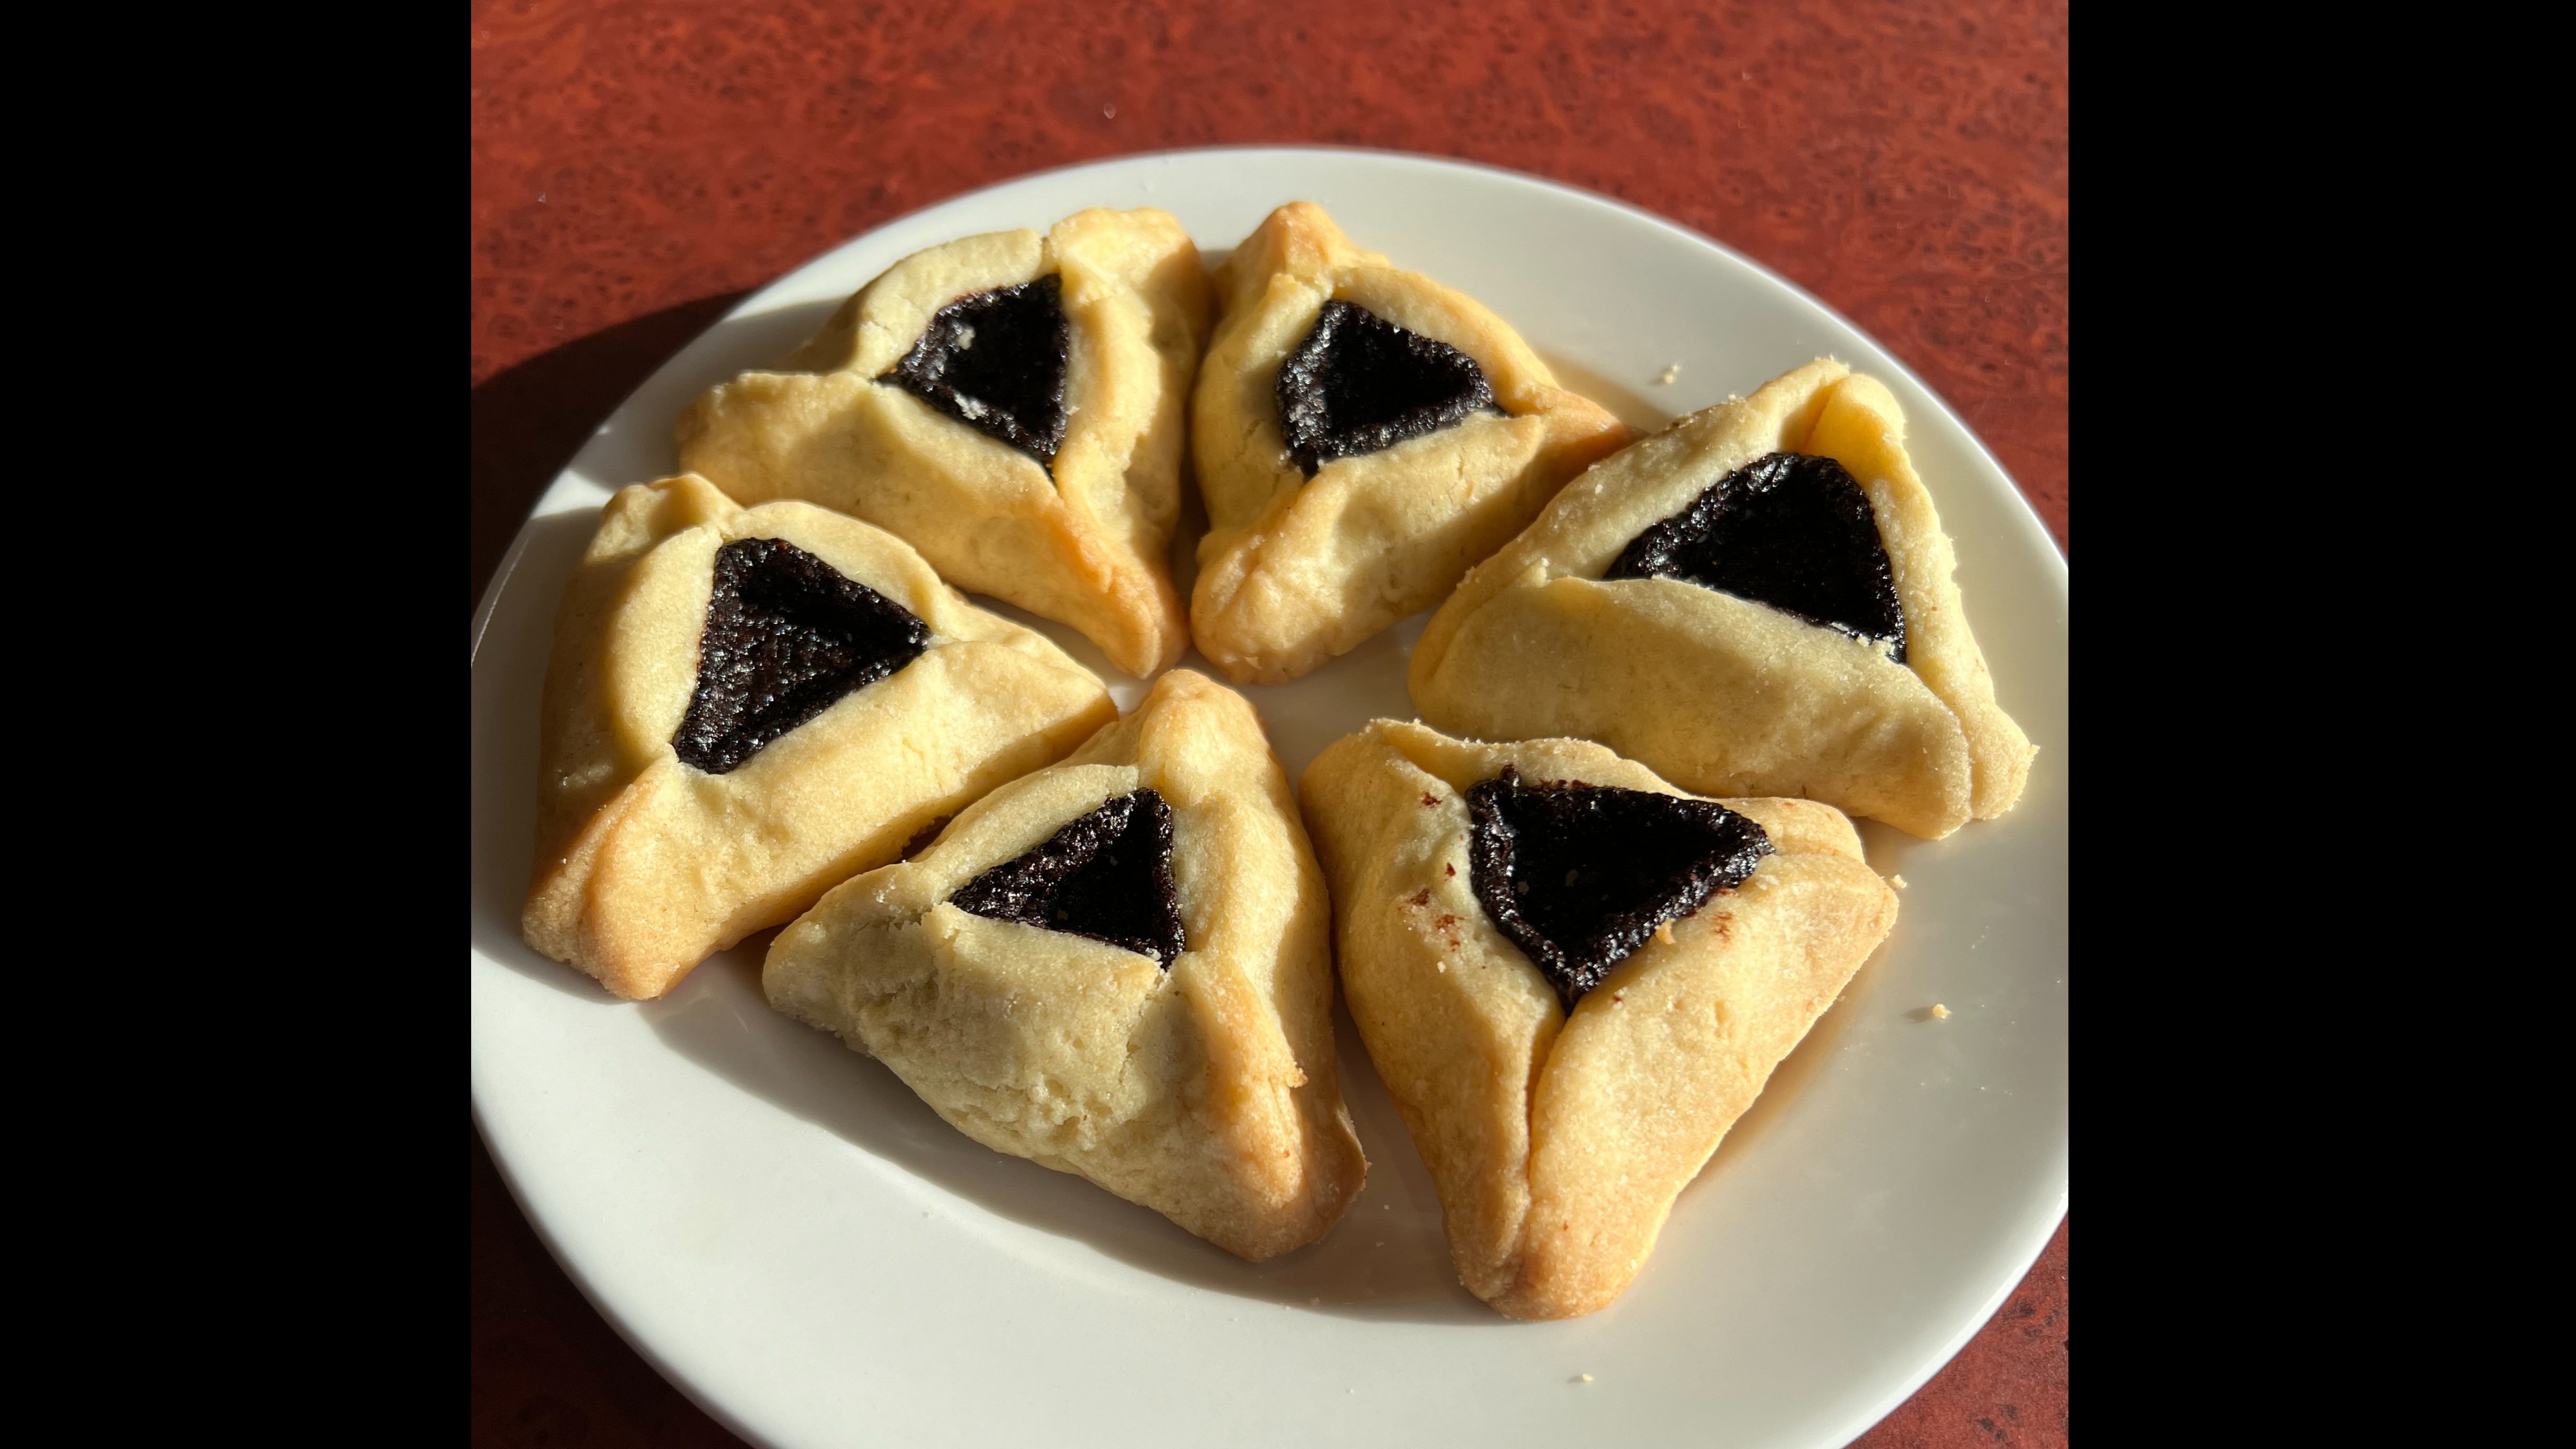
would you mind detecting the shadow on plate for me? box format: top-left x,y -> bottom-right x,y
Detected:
472,291 -> 751,613
1675,817 -> 1935,1202
644,947 -> 1502,1325
1683,900 -> 1888,1199
1534,349 -> 1674,436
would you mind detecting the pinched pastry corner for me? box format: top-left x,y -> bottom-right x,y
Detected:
1299,721 -> 1896,1320
676,208 -> 1210,678
765,669 -> 1366,1261
1408,359 -> 2034,839
1189,202 -> 1631,685
523,474 -> 1116,1001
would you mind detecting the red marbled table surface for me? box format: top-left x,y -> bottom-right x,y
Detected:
470,4 -> 2067,1445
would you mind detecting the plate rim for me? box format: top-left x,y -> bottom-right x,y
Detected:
471,144 -> 2066,1449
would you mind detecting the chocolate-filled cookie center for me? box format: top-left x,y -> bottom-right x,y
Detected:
1465,766 -> 1772,1008
1276,299 -> 1500,476
672,537 -> 932,775
1606,451 -> 1907,661
950,789 -> 1187,967
880,274 -> 1071,467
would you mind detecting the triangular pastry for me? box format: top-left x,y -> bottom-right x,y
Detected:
1408,359 -> 2035,839
1189,202 -> 1630,684
524,474 -> 1116,1000
676,208 -> 1210,677
765,670 -> 1367,1261
1299,721 -> 1897,1320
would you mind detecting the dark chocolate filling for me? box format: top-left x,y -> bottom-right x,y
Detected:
950,790 -> 1186,967
1605,451 -> 1907,662
671,537 -> 931,775
879,274 -> 1070,467
1465,766 -> 1772,1009
900,815 -> 953,861
1276,299 -> 1500,476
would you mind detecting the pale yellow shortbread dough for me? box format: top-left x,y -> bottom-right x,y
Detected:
677,209 -> 1209,677
1408,360 -> 2034,839
524,474 -> 1116,1001
1189,202 -> 1629,685
1300,721 -> 1897,1319
766,670 -> 1367,1262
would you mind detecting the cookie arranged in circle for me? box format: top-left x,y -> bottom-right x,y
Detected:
523,474 -> 1116,1001
677,208 -> 1210,678
765,670 -> 1367,1261
1189,202 -> 1630,685
1299,721 -> 1897,1320
1408,359 -> 2034,839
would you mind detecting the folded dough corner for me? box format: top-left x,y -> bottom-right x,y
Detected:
677,208 -> 1210,678
1188,201 -> 1630,685
1299,720 -> 1896,1319
522,474 -> 1115,1001
1407,359 -> 2033,839
765,669 -> 1367,1262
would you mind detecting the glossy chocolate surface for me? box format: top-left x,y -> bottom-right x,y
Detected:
672,537 -> 931,774
880,274 -> 1070,466
1466,765 -> 1772,1009
1275,299 -> 1497,476
1607,451 -> 1907,661
950,789 -> 1186,967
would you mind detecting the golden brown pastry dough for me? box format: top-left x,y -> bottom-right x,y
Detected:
1408,360 -> 2034,839
677,209 -> 1209,677
1189,202 -> 1629,685
1299,721 -> 1896,1319
765,670 -> 1366,1261
524,474 -> 1116,1001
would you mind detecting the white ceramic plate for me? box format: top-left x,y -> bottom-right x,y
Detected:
471,147 -> 2067,1449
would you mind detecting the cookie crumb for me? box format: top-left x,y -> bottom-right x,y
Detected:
1654,363 -> 1681,386
1653,920 -> 1675,945
1890,874 -> 1907,889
